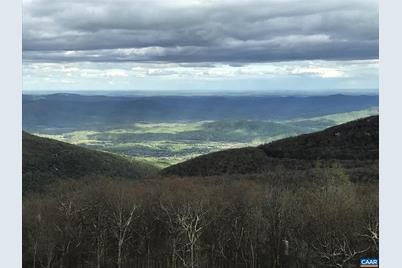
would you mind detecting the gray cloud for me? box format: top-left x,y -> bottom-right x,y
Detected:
23,0 -> 378,63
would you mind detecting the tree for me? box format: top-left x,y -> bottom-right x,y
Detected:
105,183 -> 139,268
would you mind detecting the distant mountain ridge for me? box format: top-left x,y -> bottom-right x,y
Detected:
23,131 -> 158,193
162,116 -> 379,181
23,94 -> 378,131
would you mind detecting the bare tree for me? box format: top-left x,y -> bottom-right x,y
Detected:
175,201 -> 210,268
23,201 -> 42,268
21,176 -> 378,267
54,199 -> 85,268
311,234 -> 369,268
37,208 -> 57,268
25,198 -> 58,268
106,186 -> 138,268
159,200 -> 182,268
85,195 -> 109,268
261,187 -> 289,268
359,220 -> 379,253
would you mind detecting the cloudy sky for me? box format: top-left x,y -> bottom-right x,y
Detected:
23,0 -> 378,93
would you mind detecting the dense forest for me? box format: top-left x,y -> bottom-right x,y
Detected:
23,131 -> 157,193
22,116 -> 379,268
162,116 -> 379,183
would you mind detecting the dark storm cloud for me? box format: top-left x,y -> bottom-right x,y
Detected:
23,0 -> 378,63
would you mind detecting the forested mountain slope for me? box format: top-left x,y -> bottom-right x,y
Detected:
259,115 -> 378,160
23,131 -> 158,193
162,116 -> 379,180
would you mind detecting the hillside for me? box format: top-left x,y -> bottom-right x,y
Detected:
23,131 -> 158,193
162,116 -> 379,181
259,115 -> 378,160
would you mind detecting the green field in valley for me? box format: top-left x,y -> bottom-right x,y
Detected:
36,107 -> 378,167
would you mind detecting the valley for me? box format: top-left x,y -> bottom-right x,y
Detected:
32,106 -> 378,167
22,112 -> 379,267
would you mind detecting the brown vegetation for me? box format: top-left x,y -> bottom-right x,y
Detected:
23,169 -> 378,268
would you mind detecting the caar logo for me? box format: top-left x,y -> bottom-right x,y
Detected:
360,258 -> 378,267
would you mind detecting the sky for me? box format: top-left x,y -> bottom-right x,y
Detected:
23,0 -> 378,94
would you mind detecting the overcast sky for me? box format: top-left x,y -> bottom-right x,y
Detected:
23,0 -> 378,93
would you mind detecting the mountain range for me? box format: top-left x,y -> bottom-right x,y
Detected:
23,115 -> 379,193
23,94 -> 378,132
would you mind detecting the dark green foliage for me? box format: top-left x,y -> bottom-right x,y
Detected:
161,147 -> 271,177
22,131 -> 159,193
260,115 -> 378,160
162,116 -> 379,182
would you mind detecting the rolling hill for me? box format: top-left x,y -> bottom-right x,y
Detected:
23,131 -> 158,193
23,94 -> 378,132
161,116 -> 379,181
